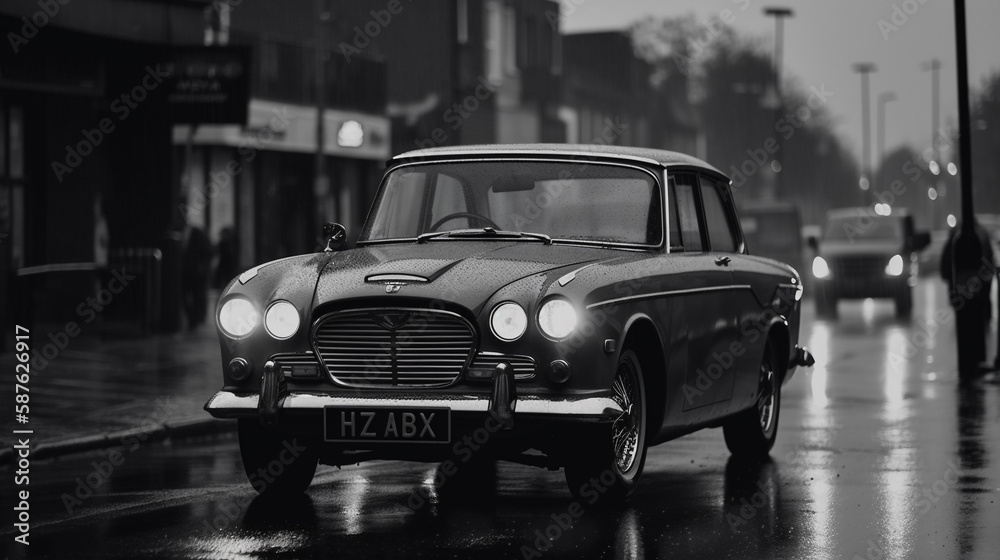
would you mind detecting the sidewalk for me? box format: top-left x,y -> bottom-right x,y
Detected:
1,322 -> 230,463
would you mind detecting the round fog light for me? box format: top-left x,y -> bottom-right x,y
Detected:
548,360 -> 571,384
229,357 -> 251,381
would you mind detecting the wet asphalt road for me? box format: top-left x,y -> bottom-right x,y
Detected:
5,279 -> 1000,560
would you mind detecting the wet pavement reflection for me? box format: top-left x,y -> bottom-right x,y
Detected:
5,280 -> 1000,559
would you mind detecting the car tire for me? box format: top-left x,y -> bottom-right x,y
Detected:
723,341 -> 780,458
565,349 -> 647,504
238,419 -> 319,496
895,289 -> 913,319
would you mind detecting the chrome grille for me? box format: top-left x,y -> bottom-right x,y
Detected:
313,308 -> 476,387
470,353 -> 536,380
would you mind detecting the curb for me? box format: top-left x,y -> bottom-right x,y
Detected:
0,417 -> 233,466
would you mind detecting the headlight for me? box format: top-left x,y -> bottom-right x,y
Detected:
490,302 -> 527,341
812,256 -> 830,279
538,298 -> 578,339
219,297 -> 259,338
885,254 -> 904,276
264,300 -> 301,340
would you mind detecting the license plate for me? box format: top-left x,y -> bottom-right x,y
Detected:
324,407 -> 451,443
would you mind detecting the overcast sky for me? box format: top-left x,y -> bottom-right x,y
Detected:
561,0 -> 1000,167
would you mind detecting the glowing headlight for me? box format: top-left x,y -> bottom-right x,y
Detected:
490,302 -> 527,341
264,300 -> 301,340
885,254 -> 904,276
812,256 -> 830,279
219,297 -> 259,338
538,299 -> 578,339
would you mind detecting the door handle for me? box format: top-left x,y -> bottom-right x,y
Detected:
715,256 -> 731,266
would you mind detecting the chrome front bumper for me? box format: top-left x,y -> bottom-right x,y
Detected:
204,390 -> 623,421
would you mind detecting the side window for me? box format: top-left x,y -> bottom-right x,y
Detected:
671,173 -> 703,252
430,174 -> 469,229
700,176 -> 738,253
667,176 -> 682,250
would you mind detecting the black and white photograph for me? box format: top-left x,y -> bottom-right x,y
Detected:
2,0 -> 1000,558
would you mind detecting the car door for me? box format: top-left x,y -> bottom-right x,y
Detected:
668,172 -> 739,415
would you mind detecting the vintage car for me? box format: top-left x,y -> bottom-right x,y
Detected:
205,144 -> 814,502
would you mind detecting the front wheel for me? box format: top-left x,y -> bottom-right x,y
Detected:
895,289 -> 913,319
565,349 -> 647,504
238,420 -> 319,497
723,342 -> 780,458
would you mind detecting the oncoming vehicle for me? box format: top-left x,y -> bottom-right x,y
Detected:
205,144 -> 814,502
809,208 -> 931,318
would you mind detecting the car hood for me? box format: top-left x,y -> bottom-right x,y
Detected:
819,240 -> 903,258
312,241 -> 621,312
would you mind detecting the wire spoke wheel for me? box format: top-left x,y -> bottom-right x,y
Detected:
757,360 -> 776,435
611,358 -> 641,475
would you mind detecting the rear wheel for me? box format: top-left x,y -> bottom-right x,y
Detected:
238,420 -> 318,497
723,341 -> 780,458
565,349 -> 647,503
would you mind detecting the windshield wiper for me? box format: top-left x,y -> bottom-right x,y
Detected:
416,227 -> 553,244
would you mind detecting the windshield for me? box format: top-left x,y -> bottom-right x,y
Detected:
361,161 -> 662,245
823,216 -> 903,241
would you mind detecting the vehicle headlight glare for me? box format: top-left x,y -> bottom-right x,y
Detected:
490,302 -> 528,341
219,297 -> 259,338
538,299 -> 578,339
885,254 -> 904,276
264,301 -> 301,340
812,256 -> 830,279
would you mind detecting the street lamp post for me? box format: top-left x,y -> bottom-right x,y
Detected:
950,0 -> 986,378
853,63 -> 877,204
763,7 -> 793,199
876,92 -> 897,168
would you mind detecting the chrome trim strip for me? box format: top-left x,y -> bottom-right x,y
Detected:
238,265 -> 262,285
365,274 -> 429,283
557,262 -> 602,287
392,148 -> 664,167
204,391 -> 622,417
586,284 -> 754,309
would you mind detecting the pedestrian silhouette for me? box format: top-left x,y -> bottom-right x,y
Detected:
182,223 -> 212,329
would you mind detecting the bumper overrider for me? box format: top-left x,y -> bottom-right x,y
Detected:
204,363 -> 623,427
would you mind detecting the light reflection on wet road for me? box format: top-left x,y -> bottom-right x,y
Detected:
5,280 -> 1000,559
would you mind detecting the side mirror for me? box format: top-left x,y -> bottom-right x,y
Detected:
912,231 -> 931,252
322,222 -> 347,252
807,235 -> 819,251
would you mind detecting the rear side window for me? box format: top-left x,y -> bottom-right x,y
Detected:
670,173 -> 703,252
700,176 -> 738,253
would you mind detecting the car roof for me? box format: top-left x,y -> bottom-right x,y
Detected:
392,143 -> 724,175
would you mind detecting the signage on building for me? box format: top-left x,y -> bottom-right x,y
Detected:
173,100 -> 391,161
161,46 -> 250,124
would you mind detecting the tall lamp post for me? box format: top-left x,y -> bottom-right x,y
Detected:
763,7 -> 793,199
876,92 -> 897,169
950,0 -> 985,378
853,63 -> 877,204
